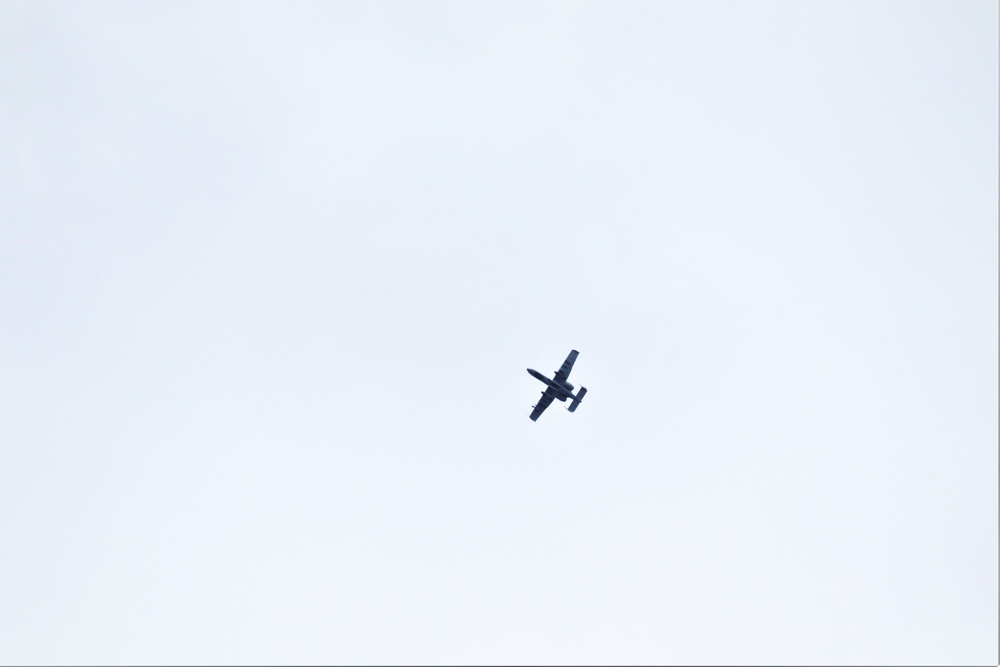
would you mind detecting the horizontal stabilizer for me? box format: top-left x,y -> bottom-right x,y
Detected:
568,387 -> 587,412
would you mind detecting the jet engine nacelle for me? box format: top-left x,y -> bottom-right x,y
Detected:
563,382 -> 574,391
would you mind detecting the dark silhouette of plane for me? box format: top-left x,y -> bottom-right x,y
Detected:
527,349 -> 587,421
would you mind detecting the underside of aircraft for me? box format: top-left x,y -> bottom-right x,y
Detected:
527,349 -> 587,421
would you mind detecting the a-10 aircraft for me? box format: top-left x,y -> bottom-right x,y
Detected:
527,349 -> 588,421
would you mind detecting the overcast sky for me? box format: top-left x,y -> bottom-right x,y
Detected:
1,2 -> 997,665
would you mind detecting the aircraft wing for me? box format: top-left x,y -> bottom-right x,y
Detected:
553,349 -> 579,383
529,390 -> 556,421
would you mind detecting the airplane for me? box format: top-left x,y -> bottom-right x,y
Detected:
527,349 -> 588,421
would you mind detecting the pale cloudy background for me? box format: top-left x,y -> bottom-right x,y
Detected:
1,2 -> 996,665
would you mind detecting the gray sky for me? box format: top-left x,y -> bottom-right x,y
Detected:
1,2 -> 997,665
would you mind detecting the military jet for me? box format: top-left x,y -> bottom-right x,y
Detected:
527,349 -> 588,421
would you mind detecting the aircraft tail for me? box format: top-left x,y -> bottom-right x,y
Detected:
568,387 -> 587,412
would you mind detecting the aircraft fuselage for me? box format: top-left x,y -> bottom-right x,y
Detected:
527,368 -> 577,401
